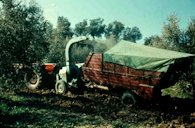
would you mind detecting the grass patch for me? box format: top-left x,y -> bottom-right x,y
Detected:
162,81 -> 194,99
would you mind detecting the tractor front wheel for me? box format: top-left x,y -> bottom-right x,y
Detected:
55,80 -> 66,94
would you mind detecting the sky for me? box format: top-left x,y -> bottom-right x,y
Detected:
33,0 -> 195,42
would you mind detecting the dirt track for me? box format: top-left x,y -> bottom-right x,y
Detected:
0,88 -> 195,128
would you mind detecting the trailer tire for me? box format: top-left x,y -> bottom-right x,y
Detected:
24,70 -> 41,90
55,80 -> 66,94
121,90 -> 136,107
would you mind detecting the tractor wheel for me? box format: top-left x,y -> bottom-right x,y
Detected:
121,90 -> 136,107
24,70 -> 42,90
55,80 -> 66,94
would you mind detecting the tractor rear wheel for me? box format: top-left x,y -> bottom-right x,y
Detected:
24,70 -> 41,90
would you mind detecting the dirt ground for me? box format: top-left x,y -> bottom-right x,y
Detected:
0,88 -> 195,128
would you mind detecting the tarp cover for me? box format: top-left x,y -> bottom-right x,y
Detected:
103,40 -> 195,72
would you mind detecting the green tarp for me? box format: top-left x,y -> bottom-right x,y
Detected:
103,40 -> 195,72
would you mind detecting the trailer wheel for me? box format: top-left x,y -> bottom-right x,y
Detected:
121,90 -> 136,107
55,80 -> 66,94
24,70 -> 41,90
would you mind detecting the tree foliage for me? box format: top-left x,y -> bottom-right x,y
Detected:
144,14 -> 195,53
145,15 -> 184,50
0,0 -> 144,81
0,0 -> 50,77
123,26 -> 142,42
144,35 -> 166,48
56,16 -> 73,39
74,18 -> 106,39
105,21 -> 125,40
186,19 -> 195,53
45,16 -> 75,66
88,18 -> 105,39
74,19 -> 88,36
45,38 -> 67,67
162,14 -> 181,50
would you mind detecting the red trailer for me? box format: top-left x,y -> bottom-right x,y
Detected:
82,53 -> 163,100
82,40 -> 194,102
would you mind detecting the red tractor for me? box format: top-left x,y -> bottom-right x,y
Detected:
24,63 -> 59,89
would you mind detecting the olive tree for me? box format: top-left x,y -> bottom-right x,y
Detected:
0,0 -> 50,80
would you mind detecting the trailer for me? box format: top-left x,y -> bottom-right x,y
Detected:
54,36 -> 195,105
